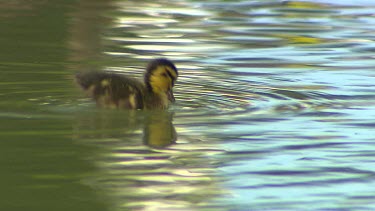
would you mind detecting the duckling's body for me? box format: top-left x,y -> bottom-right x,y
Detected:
76,58 -> 178,109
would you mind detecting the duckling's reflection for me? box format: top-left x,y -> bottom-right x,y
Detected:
74,109 -> 177,148
143,111 -> 177,148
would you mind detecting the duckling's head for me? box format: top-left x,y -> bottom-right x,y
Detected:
144,58 -> 178,102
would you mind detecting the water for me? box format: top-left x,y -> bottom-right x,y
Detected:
0,0 -> 374,210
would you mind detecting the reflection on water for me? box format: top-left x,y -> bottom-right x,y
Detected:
143,112 -> 177,148
74,110 -> 177,148
0,0 -> 375,210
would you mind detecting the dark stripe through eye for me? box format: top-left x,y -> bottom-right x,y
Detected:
166,70 -> 174,80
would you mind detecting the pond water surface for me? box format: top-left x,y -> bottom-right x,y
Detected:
0,0 -> 374,210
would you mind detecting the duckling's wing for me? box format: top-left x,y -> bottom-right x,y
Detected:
76,72 -> 144,109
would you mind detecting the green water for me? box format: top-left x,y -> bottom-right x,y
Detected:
1,0 -> 374,210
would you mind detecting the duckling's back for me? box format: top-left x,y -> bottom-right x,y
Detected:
76,72 -> 145,109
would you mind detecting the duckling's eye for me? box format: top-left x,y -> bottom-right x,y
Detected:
161,73 -> 167,77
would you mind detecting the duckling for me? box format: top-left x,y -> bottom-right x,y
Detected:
76,58 -> 178,109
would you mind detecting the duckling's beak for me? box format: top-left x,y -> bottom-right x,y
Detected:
167,90 -> 175,102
